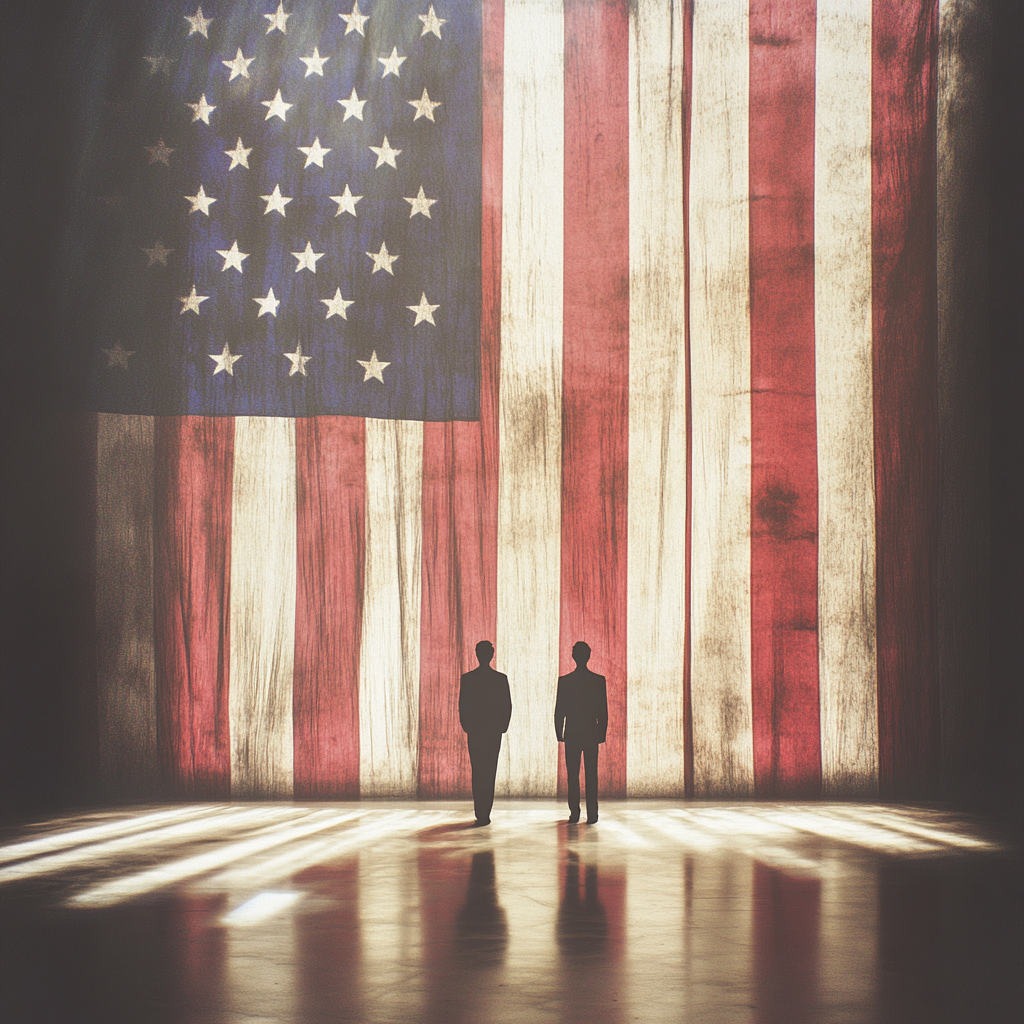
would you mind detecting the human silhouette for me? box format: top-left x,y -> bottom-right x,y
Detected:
554,641 -> 608,823
459,641 -> 512,825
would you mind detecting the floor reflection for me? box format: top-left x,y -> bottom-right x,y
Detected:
0,802 -> 1018,1024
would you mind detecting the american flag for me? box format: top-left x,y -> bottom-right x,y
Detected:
82,0 -> 965,802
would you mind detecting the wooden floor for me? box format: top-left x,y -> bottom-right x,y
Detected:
0,801 -> 1020,1023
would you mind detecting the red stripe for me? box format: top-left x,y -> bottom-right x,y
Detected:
748,0 -> 821,797
682,0 -> 695,798
154,416 -> 232,798
559,0 -> 630,799
293,417 -> 365,798
872,0 -> 940,798
417,0 -> 502,797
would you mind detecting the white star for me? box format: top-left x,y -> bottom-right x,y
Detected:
298,137 -> 331,168
222,48 -> 255,81
179,284 -> 209,315
262,89 -> 294,121
185,8 -> 212,37
300,47 -> 329,76
321,288 -> 354,319
260,184 -> 292,216
184,185 -> 217,215
253,287 -> 281,317
264,2 -> 291,34
143,54 -> 174,75
419,6 -> 446,39
337,87 -> 367,121
102,343 -> 134,369
284,342 -> 312,377
369,135 -> 401,169
408,87 -> 442,121
216,240 -> 249,273
365,241 -> 399,275
292,241 -> 325,273
358,351 -> 390,383
144,138 -> 175,165
329,184 -> 362,217
209,342 -> 242,376
186,93 -> 216,124
407,292 -> 439,325
378,47 -> 406,78
225,137 -> 252,170
141,241 -> 173,266
339,2 -> 369,36
404,185 -> 437,219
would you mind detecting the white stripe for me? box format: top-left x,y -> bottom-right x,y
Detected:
626,0 -> 687,797
360,418 -> 423,796
496,0 -> 563,797
687,0 -> 754,796
96,413 -> 157,800
814,0 -> 878,796
229,416 -> 296,798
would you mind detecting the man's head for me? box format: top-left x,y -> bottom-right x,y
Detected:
572,641 -> 591,667
475,640 -> 495,666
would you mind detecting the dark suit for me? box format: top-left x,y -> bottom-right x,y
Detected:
459,666 -> 512,822
554,668 -> 608,821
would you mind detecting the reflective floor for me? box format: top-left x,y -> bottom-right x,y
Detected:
1,802 -> 1020,1023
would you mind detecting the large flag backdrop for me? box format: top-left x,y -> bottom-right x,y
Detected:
77,0 -> 987,802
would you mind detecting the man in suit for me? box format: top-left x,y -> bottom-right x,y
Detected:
459,640 -> 512,826
554,641 -> 608,824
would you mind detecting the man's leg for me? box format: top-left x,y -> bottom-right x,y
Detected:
479,733 -> 501,822
565,742 -> 583,822
583,743 -> 599,822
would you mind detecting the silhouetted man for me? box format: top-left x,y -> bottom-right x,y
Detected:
459,641 -> 512,826
554,641 -> 608,824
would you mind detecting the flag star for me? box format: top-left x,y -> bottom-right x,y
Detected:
322,287 -> 354,319
300,47 -> 329,76
143,54 -> 174,75
418,6 -> 446,39
186,93 -> 216,124
102,343 -> 135,369
253,287 -> 281,317
292,241 -> 325,273
298,137 -> 331,168
358,351 -> 390,383
264,2 -> 291,34
141,241 -> 173,266
339,2 -> 369,36
407,292 -> 439,325
222,48 -> 255,80
225,137 -> 252,170
262,89 -> 293,121
408,88 -> 442,121
260,184 -> 292,216
337,87 -> 367,121
377,47 -> 406,78
365,241 -> 399,275
285,342 -> 312,376
369,135 -> 401,169
209,342 -> 242,376
404,185 -> 438,219
329,184 -> 362,217
144,138 -> 175,165
179,285 -> 209,315
184,185 -> 217,215
216,240 -> 249,273
185,7 -> 212,37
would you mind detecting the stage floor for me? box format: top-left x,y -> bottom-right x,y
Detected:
1,801 -> 1020,1023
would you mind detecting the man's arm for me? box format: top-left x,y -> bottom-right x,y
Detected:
499,673 -> 512,733
554,678 -> 566,741
458,673 -> 471,734
596,675 -> 608,744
